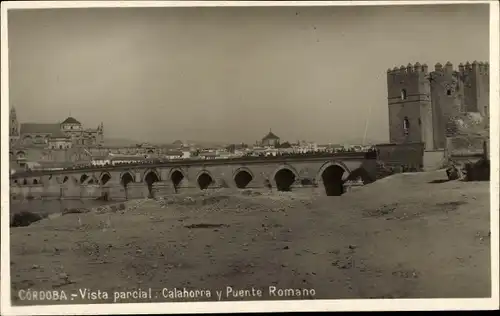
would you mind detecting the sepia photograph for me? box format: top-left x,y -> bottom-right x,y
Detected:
1,0 -> 498,314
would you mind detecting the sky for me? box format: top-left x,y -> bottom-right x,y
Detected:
7,4 -> 490,145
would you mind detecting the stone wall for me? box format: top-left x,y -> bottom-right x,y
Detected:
375,142 -> 425,172
423,150 -> 446,171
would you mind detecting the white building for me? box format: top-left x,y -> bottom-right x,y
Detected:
164,151 -> 184,160
108,153 -> 147,165
91,155 -> 111,166
199,151 -> 218,160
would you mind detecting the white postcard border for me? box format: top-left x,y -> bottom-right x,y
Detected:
1,1 -> 498,315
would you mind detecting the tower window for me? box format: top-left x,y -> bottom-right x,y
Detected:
418,118 -> 421,126
403,116 -> 410,136
446,89 -> 452,96
401,89 -> 407,100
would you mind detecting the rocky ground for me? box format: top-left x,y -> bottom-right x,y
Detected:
8,170 -> 491,305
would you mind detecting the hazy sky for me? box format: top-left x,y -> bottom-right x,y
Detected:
8,4 -> 489,144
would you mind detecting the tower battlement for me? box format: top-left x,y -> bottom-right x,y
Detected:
387,62 -> 429,75
430,61 -> 489,75
387,61 -> 490,76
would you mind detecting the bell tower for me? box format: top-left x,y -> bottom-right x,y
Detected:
9,106 -> 20,145
98,122 -> 105,144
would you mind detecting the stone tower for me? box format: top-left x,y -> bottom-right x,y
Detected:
387,60 -> 489,151
9,106 -> 20,145
98,122 -> 104,144
386,63 -> 434,150
428,61 -> 489,149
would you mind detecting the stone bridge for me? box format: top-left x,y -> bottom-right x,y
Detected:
10,153 -> 377,200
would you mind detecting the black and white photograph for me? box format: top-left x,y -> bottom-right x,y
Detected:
1,1 -> 498,314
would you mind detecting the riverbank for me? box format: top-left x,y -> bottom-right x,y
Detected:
9,170 -> 491,305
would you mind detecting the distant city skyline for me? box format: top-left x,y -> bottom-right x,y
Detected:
8,4 -> 489,144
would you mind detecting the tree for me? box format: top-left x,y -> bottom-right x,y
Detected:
226,144 -> 236,153
192,149 -> 201,157
278,141 -> 291,149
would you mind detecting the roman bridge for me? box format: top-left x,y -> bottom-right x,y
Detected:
10,153 -> 378,200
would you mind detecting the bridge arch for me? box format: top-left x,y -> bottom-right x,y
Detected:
87,176 -> 98,185
60,175 -> 77,185
142,168 -> 161,183
196,170 -> 215,190
233,167 -> 254,189
143,169 -> 161,197
99,172 -> 112,185
345,167 -> 375,185
271,164 -> 300,192
168,168 -> 186,191
61,176 -> 71,184
120,171 -> 135,187
316,161 -> 351,196
79,174 -> 89,184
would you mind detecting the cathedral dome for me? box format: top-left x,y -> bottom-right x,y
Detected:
61,117 -> 81,124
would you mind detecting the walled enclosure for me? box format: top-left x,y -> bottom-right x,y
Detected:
10,156 -> 377,200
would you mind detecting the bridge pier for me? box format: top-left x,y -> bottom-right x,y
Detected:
152,181 -> 176,196
43,183 -> 61,199
107,185 -> 127,201
123,183 -> 149,200
175,179 -> 190,192
79,184 -> 102,199
61,182 -> 80,199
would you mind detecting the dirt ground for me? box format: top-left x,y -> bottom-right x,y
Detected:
9,170 -> 492,305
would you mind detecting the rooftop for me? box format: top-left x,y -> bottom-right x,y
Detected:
165,151 -> 183,156
61,117 -> 81,125
262,130 -> 280,140
20,123 -> 67,138
109,156 -> 147,161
